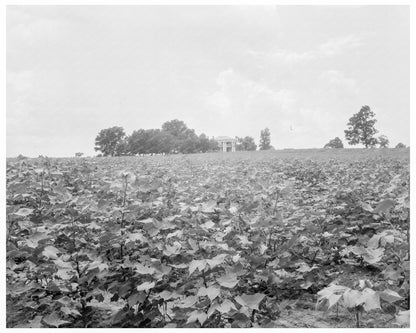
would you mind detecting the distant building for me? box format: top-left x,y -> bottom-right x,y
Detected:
215,136 -> 236,152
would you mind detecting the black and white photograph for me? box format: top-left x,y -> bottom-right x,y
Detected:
3,1 -> 413,329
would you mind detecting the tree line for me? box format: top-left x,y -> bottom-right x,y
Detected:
94,106 -> 407,156
94,120 -> 217,156
324,105 -> 406,149
94,120 -> 273,156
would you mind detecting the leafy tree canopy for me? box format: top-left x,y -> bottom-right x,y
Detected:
324,137 -> 344,149
259,128 -> 271,150
378,135 -> 389,148
104,121 -> 224,156
344,106 -> 378,148
94,126 -> 126,156
236,136 -> 257,151
395,142 -> 406,149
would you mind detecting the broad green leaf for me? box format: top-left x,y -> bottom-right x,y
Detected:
163,242 -> 181,256
151,262 -> 172,279
42,312 -> 71,327
274,269 -> 295,279
127,292 -> 146,306
135,263 -> 156,275
14,208 -> 34,217
21,316 -> 43,328
189,259 -> 207,275
362,247 -> 384,264
259,243 -> 268,255
186,310 -> 207,325
200,220 -> 215,229
367,234 -> 381,248
200,200 -> 217,213
197,285 -> 221,301
87,260 -> 109,272
395,310 -> 410,327
166,230 -> 183,239
175,295 -> 198,308
42,246 -> 61,260
25,232 -> 50,248
236,234 -> 252,246
216,299 -> 237,314
206,253 -> 228,268
326,293 -> 343,310
137,217 -> 155,224
342,289 -> 361,308
87,291 -> 127,315
235,293 -> 266,310
169,263 -> 188,269
216,272 -> 238,288
380,234 -> 394,246
358,288 -> 381,311
361,202 -> 373,212
296,262 -> 318,273
61,306 -> 81,317
128,232 -> 148,243
317,284 -> 349,300
136,281 -> 155,291
56,268 -> 73,279
373,199 -> 395,214
300,280 -> 313,290
380,289 -> 403,303
229,204 -> 238,214
158,290 -> 181,300
382,266 -> 402,281
229,262 -> 247,276
7,281 -> 40,296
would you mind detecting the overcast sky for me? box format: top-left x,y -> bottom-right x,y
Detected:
6,5 -> 410,157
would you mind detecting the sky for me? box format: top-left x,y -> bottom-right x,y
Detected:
6,5 -> 410,157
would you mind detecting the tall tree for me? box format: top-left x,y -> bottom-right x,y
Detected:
395,142 -> 406,149
115,138 -> 129,156
127,129 -> 173,155
127,129 -> 147,155
236,136 -> 257,151
208,137 -> 221,152
94,126 -> 126,156
161,119 -> 198,153
259,128 -> 271,150
344,106 -> 378,148
197,133 -> 211,153
377,135 -> 389,148
324,137 -> 344,148
161,119 -> 189,138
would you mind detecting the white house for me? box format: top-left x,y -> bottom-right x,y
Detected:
215,136 -> 236,152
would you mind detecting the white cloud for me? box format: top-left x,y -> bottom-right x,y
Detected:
248,49 -> 315,66
206,68 -> 297,119
318,70 -> 357,94
7,7 -> 69,47
7,70 -> 34,93
5,6 -> 409,155
248,34 -> 363,66
318,35 -> 363,57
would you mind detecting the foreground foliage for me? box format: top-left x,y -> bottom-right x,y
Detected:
6,149 -> 410,328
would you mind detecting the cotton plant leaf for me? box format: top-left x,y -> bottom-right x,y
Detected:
136,281 -> 155,291
216,272 -> 238,288
197,285 -> 221,301
42,312 -> 71,328
379,289 -> 403,303
234,293 -> 266,310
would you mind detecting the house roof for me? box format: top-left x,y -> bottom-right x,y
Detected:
215,136 -> 236,142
